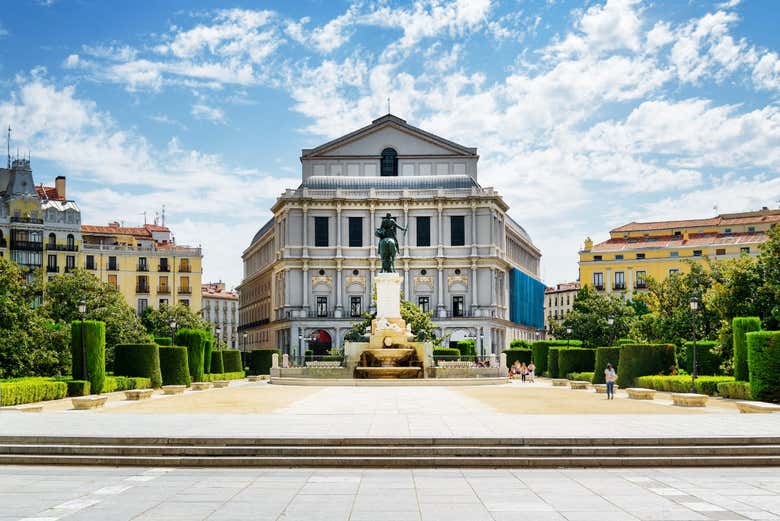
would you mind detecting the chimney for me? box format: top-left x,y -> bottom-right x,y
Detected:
55,176 -> 66,199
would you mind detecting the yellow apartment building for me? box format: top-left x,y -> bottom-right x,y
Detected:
579,208 -> 780,297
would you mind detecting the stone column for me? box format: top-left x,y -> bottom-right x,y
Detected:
336,203 -> 342,258
437,259 -> 446,318
606,268 -> 612,294
368,260 -> 376,314
335,259 -> 343,318
369,204 -> 376,257
437,201 -> 443,257
302,262 -> 309,315
471,261 -> 479,316
302,205 -> 309,258
403,202 -> 409,257
627,267 -> 633,294
490,267 -> 497,308
272,352 -> 279,368
403,259 -> 410,298
470,203 -> 477,256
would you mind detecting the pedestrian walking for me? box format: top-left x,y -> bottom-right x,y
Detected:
604,363 -> 617,400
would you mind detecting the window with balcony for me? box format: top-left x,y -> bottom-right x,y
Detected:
65,255 -> 76,272
158,276 -> 169,293
416,216 -> 431,247
66,234 -> 75,250
47,254 -> 57,273
450,216 -> 465,246
85,255 -> 95,270
452,295 -> 465,317
314,217 -> 329,247
108,256 -> 117,271
635,271 -> 647,289
615,254 -> 624,260
716,248 -> 726,255
181,299 -> 190,307
693,250 -> 702,257
137,298 -> 148,315
159,258 -> 169,272
136,275 -> 149,293
593,272 -> 604,290
137,257 -> 148,271
614,271 -> 625,290
180,259 -> 191,272
159,298 -> 168,307
47,233 -> 56,248
418,296 -> 430,313
350,296 -> 362,317
316,296 -> 328,317
179,276 -> 191,294
348,217 -> 362,247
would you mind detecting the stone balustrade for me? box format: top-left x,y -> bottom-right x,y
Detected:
304,361 -> 342,369
626,388 -> 656,400
437,361 -> 473,368
124,389 -> 154,401
71,395 -> 108,410
736,401 -> 780,414
671,393 -> 708,407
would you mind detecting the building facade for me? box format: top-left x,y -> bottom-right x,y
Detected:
1,156 -> 202,313
201,282 -> 240,349
544,281 -> 580,335
579,208 -> 780,297
239,115 -> 545,358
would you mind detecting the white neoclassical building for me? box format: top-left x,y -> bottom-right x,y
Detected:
201,282 -> 239,349
238,115 -> 545,358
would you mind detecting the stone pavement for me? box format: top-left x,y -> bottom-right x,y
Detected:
2,465 -> 780,521
1,385 -> 779,439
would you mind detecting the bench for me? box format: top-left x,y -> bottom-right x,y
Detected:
124,389 -> 154,401
212,380 -> 230,388
190,382 -> 212,391
570,381 -> 591,390
626,388 -> 656,400
551,379 -> 570,387
15,405 -> 43,412
247,375 -> 263,382
593,384 -> 620,394
162,385 -> 187,395
671,393 -> 708,407
71,395 -> 108,410
736,401 -> 780,414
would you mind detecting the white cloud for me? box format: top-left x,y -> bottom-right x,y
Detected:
191,103 -> 225,123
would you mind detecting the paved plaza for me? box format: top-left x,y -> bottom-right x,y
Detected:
2,465 -> 780,521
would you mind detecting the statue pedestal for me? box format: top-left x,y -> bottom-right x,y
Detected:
375,273 -> 402,319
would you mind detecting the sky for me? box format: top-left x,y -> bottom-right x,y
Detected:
0,0 -> 779,289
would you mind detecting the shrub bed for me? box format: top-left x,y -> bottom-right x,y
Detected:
210,350 -> 224,374
247,349 -> 280,375
682,341 -> 722,375
733,317 -> 761,382
154,337 -> 172,346
558,348 -> 595,377
203,337 -> 214,375
222,350 -> 243,373
616,343 -> 676,388
547,348 -> 561,378
455,340 -> 477,357
103,376 -> 152,393
433,348 -> 460,360
592,347 -> 621,384
176,329 -> 207,382
0,378 -> 68,406
717,381 -> 752,400
635,375 -> 735,396
532,343 -> 550,375
113,344 -> 162,388
509,339 -> 531,349
503,349 -> 532,368
567,372 -> 594,382
71,320 -> 106,394
159,345 -> 191,386
617,338 -> 638,346
65,380 -> 90,396
747,330 -> 780,403
206,371 -> 246,381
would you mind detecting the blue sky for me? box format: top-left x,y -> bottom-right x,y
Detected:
1,0 -> 779,289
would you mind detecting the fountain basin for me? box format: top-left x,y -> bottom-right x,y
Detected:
355,366 -> 423,379
363,348 -> 414,367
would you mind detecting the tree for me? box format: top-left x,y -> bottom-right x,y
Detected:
755,224 -> 780,329
41,268 -> 149,369
343,300 -> 442,344
558,287 -> 635,347
141,304 -> 210,338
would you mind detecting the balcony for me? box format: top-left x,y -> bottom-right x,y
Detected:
64,266 -> 76,273
157,287 -> 171,294
107,265 -> 118,271
179,265 -> 191,273
86,263 -> 95,270
158,265 -> 170,272
10,240 -> 43,251
594,285 -> 604,291
635,282 -> 647,289
46,265 -> 59,273
136,285 -> 150,294
46,244 -> 79,252
137,264 -> 149,272
10,216 -> 43,224
178,287 -> 192,294
613,283 -> 626,290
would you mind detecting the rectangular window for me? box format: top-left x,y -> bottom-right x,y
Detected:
66,255 -> 75,270
108,274 -> 117,288
593,272 -> 604,289
716,248 -> 726,255
159,258 -> 169,272
86,255 -> 95,270
614,271 -> 625,290
693,250 -> 702,257
416,216 -> 431,247
180,276 -> 190,293
418,296 -> 430,313
669,269 -> 680,275
313,216 -> 329,247
615,254 -> 624,260
593,255 -> 603,261
316,296 -> 328,317
741,247 -> 750,254
674,231 -> 682,237
159,276 -> 169,293
635,271 -> 647,288
159,298 -> 168,307
47,254 -> 57,272
180,259 -> 190,272
348,217 -> 362,247
636,253 -> 645,259
136,275 -> 148,293
450,216 -> 465,246
350,296 -> 362,317
137,299 -> 148,315
724,228 -> 732,234
138,257 -> 148,271
748,226 -> 755,233
452,295 -> 465,317
181,299 -> 189,307
108,256 -> 117,271
670,251 -> 679,257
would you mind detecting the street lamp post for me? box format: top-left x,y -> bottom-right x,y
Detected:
566,327 -> 572,348
242,332 -> 248,366
479,328 -> 484,360
607,316 -> 615,347
169,319 -> 177,339
215,326 -> 222,349
690,297 -> 699,393
298,332 -> 303,365
78,300 -> 87,381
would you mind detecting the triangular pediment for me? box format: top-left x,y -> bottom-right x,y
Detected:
301,115 -> 477,158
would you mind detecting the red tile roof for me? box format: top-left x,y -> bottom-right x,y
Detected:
590,232 -> 769,252
546,282 -> 580,293
81,223 -> 171,239
202,288 -> 238,300
611,210 -> 780,233
35,185 -> 64,201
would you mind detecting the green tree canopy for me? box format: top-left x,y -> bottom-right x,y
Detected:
141,303 -> 210,338
557,286 -> 635,347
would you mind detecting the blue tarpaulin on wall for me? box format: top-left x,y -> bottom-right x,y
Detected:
509,268 -> 545,330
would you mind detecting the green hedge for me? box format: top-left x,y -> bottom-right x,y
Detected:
176,329 -> 207,382
0,379 -> 68,406
682,341 -> 722,376
617,338 -> 637,346
154,336 -> 172,346
635,375 -> 735,396
567,372 -> 594,382
509,339 -> 531,349
65,380 -> 90,396
433,348 -> 461,359
203,337 -> 214,375
456,340 -> 477,357
71,320 -> 106,394
113,344 -> 162,388
532,343 -> 550,375
616,343 -> 676,388
717,381 -> 752,400
592,347 -> 621,384
558,348 -> 595,377
103,376 -> 152,393
547,348 -> 561,378
733,317 -> 761,381
222,350 -> 243,373
504,349 -> 532,368
210,350 -> 225,373
159,345 -> 191,386
247,349 -> 280,375
206,371 -> 246,381
747,331 -> 780,403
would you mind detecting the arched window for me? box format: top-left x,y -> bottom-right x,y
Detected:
48,232 -> 56,247
380,148 -> 397,177
67,234 -> 74,249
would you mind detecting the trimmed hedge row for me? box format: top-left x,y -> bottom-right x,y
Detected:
210,350 -> 225,373
222,350 -> 243,373
747,331 -> 780,403
114,344 -> 162,388
433,348 -> 460,359
558,348 -> 595,377
592,347 -> 621,384
547,348 -> 562,378
717,381 -> 752,400
504,349 -> 532,368
0,379 -> 67,406
455,340 -> 477,357
247,349 -> 280,375
617,344 -> 676,388
206,371 -> 246,381
71,320 -> 106,394
176,329 -> 207,382
532,343 -> 550,375
567,372 -> 594,382
103,376 -> 152,393
159,346 -> 191,386
635,375 -> 735,396
683,341 -> 721,376
154,337 -> 172,346
733,317 -> 761,381
509,339 -> 531,349
66,379 -> 90,397
203,337 -> 214,375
